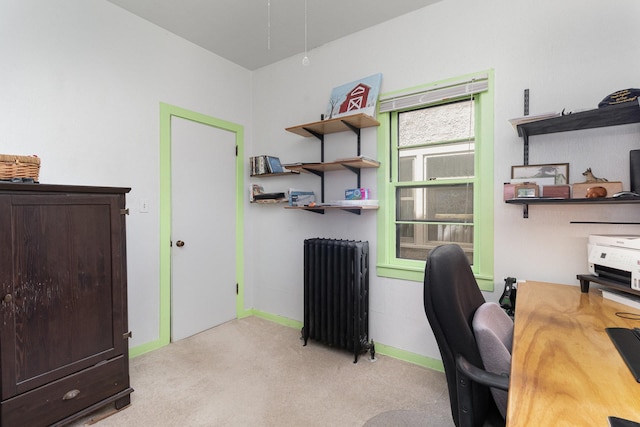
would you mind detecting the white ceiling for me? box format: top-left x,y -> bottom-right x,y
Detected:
107,0 -> 441,70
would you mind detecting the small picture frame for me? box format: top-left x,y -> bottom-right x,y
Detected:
511,163 -> 569,185
514,183 -> 539,198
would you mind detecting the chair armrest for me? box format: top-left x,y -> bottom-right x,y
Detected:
456,355 -> 510,391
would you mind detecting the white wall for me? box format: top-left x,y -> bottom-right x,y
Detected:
250,0 -> 640,360
0,0 -> 252,348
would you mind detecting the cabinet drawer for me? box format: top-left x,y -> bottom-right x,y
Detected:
1,356 -> 130,427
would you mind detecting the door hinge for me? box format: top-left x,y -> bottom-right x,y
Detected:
123,331 -> 132,339
236,283 -> 239,295
120,208 -> 130,215
235,145 -> 238,156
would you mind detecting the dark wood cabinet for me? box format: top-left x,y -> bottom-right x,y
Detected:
0,183 -> 133,426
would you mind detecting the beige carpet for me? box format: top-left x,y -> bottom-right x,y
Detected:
72,316 -> 454,426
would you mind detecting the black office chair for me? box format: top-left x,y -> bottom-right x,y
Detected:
423,244 -> 510,427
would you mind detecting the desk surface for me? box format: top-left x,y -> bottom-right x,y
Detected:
507,281 -> 640,426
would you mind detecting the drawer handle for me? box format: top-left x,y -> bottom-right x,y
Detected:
62,389 -> 80,400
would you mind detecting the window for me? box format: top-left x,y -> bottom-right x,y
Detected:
376,71 -> 494,290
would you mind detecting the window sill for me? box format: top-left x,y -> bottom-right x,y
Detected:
376,263 -> 494,292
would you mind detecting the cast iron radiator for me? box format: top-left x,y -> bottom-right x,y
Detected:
302,238 -> 374,363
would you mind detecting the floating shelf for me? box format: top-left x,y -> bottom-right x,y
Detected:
285,158 -> 380,174
517,102 -> 640,138
285,113 -> 380,138
284,205 -> 379,214
509,101 -> 640,218
251,199 -> 288,204
505,197 -> 640,206
250,171 -> 300,177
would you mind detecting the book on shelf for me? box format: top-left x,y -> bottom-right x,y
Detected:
254,192 -> 286,200
266,156 -> 284,173
249,184 -> 286,202
250,155 -> 286,175
250,156 -> 267,175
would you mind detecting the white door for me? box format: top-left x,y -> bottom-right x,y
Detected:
171,116 -> 237,341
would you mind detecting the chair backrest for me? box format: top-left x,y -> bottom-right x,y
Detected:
423,244 -> 494,427
472,302 -> 513,419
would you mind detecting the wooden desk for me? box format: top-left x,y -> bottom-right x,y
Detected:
507,281 -> 640,426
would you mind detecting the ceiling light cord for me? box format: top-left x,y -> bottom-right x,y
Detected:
302,0 -> 310,66
267,0 -> 271,50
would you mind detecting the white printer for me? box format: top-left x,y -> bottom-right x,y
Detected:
588,234 -> 640,291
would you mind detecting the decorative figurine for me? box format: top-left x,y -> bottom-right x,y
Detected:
582,168 -> 608,183
586,186 -> 607,198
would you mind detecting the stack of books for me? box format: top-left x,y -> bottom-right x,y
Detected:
250,155 -> 284,175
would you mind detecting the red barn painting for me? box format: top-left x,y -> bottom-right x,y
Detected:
339,83 -> 371,114
325,73 -> 382,119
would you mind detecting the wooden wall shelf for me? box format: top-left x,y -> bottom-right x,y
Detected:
285,158 -> 380,174
509,101 -> 640,218
517,102 -> 640,138
250,171 -> 299,177
284,113 -> 380,215
505,197 -> 640,206
285,205 -> 379,214
285,113 -> 380,138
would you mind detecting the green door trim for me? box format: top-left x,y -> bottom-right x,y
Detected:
130,103 -> 246,358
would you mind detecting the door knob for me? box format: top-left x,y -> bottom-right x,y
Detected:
3,294 -> 12,303
176,240 -> 185,247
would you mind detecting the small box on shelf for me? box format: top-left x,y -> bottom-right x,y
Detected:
542,185 -> 571,199
289,190 -> 315,206
345,188 -> 370,200
514,183 -> 539,198
571,181 -> 622,198
503,183 -> 516,200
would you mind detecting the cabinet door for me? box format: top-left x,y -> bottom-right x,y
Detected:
0,193 -> 127,399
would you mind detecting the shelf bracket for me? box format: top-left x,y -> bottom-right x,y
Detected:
521,129 -> 529,165
341,164 -> 362,188
522,88 -> 530,165
305,208 -> 325,215
341,121 -> 363,187
303,127 -> 324,142
341,208 -> 362,215
341,121 -> 362,155
303,170 -> 325,202
303,127 -> 326,162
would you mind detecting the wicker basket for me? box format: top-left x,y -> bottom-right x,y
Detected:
0,154 -> 40,181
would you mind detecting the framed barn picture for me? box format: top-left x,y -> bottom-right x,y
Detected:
325,73 -> 383,120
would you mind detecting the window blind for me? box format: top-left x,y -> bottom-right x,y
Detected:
379,74 -> 489,113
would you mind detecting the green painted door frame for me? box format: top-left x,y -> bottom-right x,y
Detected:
130,103 -> 246,357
